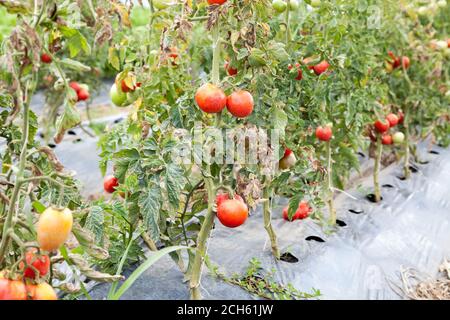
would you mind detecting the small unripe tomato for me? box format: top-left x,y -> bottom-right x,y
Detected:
27,282 -> 58,300
217,199 -> 248,228
226,90 -> 254,118
195,83 -> 227,113
110,83 -> 128,107
20,249 -> 50,279
392,132 -> 405,145
41,53 -> 52,64
104,175 -> 119,193
310,0 -> 321,7
289,0 -> 299,10
153,0 -> 175,10
272,0 -> 287,13
37,207 -> 73,252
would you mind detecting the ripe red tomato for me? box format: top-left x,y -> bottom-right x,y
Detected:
381,134 -> 393,145
389,52 -> 410,70
386,113 -> 399,127
27,283 -> 57,300
207,0 -> 227,4
195,83 -> 227,113
315,126 -> 333,142
104,175 -> 119,193
216,193 -> 244,208
226,90 -> 254,118
37,207 -> 73,252
69,81 -> 81,93
121,79 -> 134,93
224,61 -> 238,76
282,201 -> 311,221
374,119 -> 390,133
0,279 -> 27,300
279,148 -> 297,170
397,111 -> 404,124
20,249 -> 50,279
217,199 -> 248,228
288,64 -> 303,80
40,53 -> 52,64
313,60 -> 330,75
447,39 -> 450,48
77,89 -> 90,101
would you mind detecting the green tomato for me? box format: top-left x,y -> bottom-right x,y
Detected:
272,0 -> 287,13
392,132 -> 405,145
310,0 -> 321,7
152,0 -> 175,10
289,0 -> 299,10
79,84 -> 89,92
110,83 -> 127,107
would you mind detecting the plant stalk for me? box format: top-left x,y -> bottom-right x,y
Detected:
374,134 -> 383,202
403,104 -> 411,179
326,140 -> 336,225
263,187 -> 280,259
189,176 -> 215,300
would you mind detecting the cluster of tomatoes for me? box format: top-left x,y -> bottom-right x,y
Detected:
0,207 -> 73,300
110,75 -> 142,108
271,0 -> 301,13
195,83 -> 254,118
386,51 -> 410,72
287,59 -> 331,81
70,81 -> 90,102
372,112 -> 405,145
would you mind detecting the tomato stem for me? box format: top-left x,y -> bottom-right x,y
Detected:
373,134 -> 383,203
263,186 -> 280,259
403,104 -> 411,179
211,23 -> 221,86
189,173 -> 216,300
326,140 -> 336,225
285,0 -> 291,44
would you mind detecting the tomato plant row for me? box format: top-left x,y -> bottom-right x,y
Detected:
1,0 -> 449,300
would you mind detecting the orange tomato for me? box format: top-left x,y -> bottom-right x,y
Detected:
37,207 -> 73,251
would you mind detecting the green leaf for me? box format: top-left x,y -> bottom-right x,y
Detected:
32,201 -> 46,214
109,246 -> 189,300
59,26 -> 91,57
54,103 -> 81,141
138,186 -> 161,242
165,163 -> 186,210
59,58 -> 91,72
85,206 -> 105,244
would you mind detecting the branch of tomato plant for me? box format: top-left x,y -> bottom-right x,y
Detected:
0,68 -> 32,266
373,133 -> 382,202
325,140 -> 336,225
285,0 -> 291,45
180,180 -> 205,246
262,182 -> 280,259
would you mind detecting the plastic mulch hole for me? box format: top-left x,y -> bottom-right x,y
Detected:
156,244 -> 166,250
67,130 -> 77,135
409,165 -> 418,173
429,150 -> 440,155
336,220 -> 347,227
305,236 -> 325,243
114,117 -> 124,124
348,209 -> 364,214
47,143 -> 56,149
419,160 -> 430,165
280,252 -> 299,263
38,132 -> 45,139
74,138 -> 82,143
357,152 -> 365,158
396,176 -> 406,181
366,194 -> 383,203
382,184 -> 394,188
